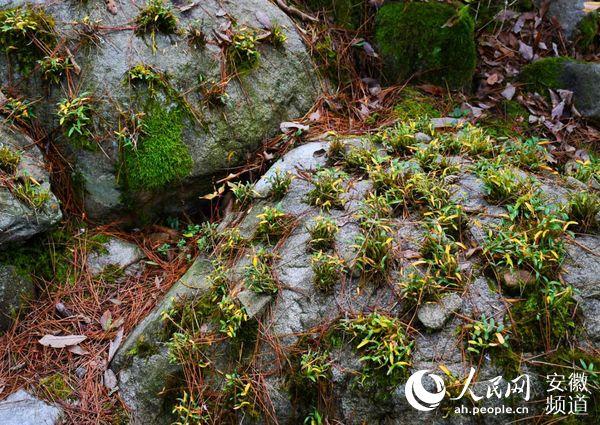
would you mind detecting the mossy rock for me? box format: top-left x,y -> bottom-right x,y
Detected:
375,2 -> 476,90
575,10 -> 599,52
120,103 -> 193,193
518,56 -> 572,95
306,0 -> 364,29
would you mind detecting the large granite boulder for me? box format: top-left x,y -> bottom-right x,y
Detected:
0,124 -> 62,246
115,130 -> 589,423
0,0 -> 320,220
537,0 -> 587,38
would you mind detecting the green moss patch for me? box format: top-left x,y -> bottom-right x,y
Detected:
393,87 -> 442,121
121,103 -> 193,192
519,56 -> 571,95
375,2 -> 476,90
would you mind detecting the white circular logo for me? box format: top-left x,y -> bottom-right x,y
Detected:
405,370 -> 446,411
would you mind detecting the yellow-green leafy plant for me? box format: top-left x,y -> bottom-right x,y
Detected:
300,349 -> 332,383
306,167 -> 347,210
223,372 -> 259,418
311,251 -> 345,292
13,178 -> 50,210
342,312 -> 413,388
228,27 -> 260,71
56,92 -> 94,147
0,146 -> 20,173
267,168 -> 294,200
228,181 -> 258,207
37,55 -> 73,83
255,204 -> 294,243
134,0 -> 179,51
217,296 -> 249,338
465,314 -> 510,355
244,249 -> 278,294
308,215 -> 338,251
567,191 -> 599,233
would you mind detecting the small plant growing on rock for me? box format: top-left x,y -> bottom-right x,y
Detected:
56,92 -> 94,147
504,137 -> 549,171
198,74 -> 229,107
267,169 -> 294,200
134,0 -> 179,51
456,124 -> 495,156
308,215 -> 338,251
244,249 -> 278,294
223,372 -> 259,418
465,314 -> 509,356
2,97 -> 34,124
13,178 -> 50,210
172,392 -> 210,424
228,181 -> 257,207
480,167 -> 527,204
327,138 -> 346,164
419,227 -> 464,289
217,295 -> 249,338
255,204 -> 294,243
267,24 -> 287,47
343,144 -> 378,172
423,203 -> 467,239
0,146 -> 21,173
353,217 -> 394,280
306,167 -> 347,210
567,191 -> 600,233
374,121 -> 417,155
126,63 -> 168,93
342,312 -> 412,388
565,155 -> 599,186
216,227 -> 246,257
300,349 -> 332,383
228,27 -> 260,72
400,271 -> 442,304
37,55 -> 73,83
194,222 -> 220,254
304,408 -> 325,425
186,22 -> 206,49
0,6 -> 56,72
311,251 -> 345,292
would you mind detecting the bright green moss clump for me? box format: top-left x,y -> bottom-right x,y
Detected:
519,57 -> 571,95
375,2 -> 476,90
121,104 -> 193,192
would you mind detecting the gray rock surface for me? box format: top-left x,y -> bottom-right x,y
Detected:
0,0 -> 320,220
0,389 -> 62,425
114,136 -> 589,423
562,61 -> 600,124
538,0 -> 586,38
0,124 -> 62,246
564,235 -> 600,343
111,257 -> 213,424
86,237 -> 144,276
417,293 -> 462,330
0,264 -> 34,331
